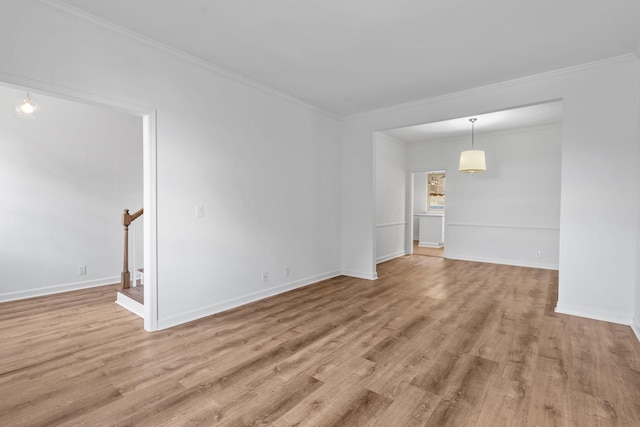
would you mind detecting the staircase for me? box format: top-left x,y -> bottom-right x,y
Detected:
115,208 -> 144,318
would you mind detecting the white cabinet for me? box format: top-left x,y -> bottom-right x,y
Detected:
418,215 -> 444,248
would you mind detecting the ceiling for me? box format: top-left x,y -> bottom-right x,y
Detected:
382,101 -> 563,143
49,0 -> 640,116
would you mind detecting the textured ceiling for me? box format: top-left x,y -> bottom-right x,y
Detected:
49,0 -> 640,116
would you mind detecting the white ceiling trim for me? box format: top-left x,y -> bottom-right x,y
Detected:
36,0 -> 338,119
343,54 -> 636,123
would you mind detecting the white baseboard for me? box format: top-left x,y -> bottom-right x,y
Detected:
116,292 -> 144,318
555,304 -> 632,326
0,276 -> 119,302
418,241 -> 444,248
342,269 -> 378,280
376,251 -> 407,264
157,270 -> 343,330
446,253 -> 559,271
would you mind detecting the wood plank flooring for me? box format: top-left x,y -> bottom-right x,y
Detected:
413,240 -> 444,257
1,256 -> 639,426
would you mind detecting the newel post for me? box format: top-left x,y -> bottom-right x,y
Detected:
121,209 -> 132,289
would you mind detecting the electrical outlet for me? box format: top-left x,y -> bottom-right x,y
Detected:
536,250 -> 541,258
195,205 -> 204,217
78,265 -> 87,275
284,266 -> 290,277
262,271 -> 269,283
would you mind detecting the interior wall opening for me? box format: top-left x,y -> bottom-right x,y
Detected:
411,169 -> 446,258
374,100 -> 563,275
0,81 -> 155,329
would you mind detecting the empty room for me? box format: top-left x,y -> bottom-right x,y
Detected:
1,1 -> 640,425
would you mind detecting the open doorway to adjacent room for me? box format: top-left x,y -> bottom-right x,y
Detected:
375,100 -> 562,271
0,82 -> 156,329
411,169 -> 446,258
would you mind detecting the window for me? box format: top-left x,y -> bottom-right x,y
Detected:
427,172 -> 445,211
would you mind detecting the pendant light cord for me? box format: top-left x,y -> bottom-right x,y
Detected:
469,118 -> 477,148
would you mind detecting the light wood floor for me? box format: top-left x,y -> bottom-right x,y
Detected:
413,240 -> 444,257
1,256 -> 639,426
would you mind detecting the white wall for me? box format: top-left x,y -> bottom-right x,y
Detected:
375,133 -> 407,264
0,86 -> 142,301
1,1 -> 342,330
3,3 -> 639,335
413,172 -> 428,214
342,55 -> 640,326
408,125 -> 562,269
412,172 -> 427,240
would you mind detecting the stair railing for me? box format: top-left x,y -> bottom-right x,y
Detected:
121,208 -> 144,290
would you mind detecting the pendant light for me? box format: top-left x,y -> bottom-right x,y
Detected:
458,118 -> 486,174
15,92 -> 40,119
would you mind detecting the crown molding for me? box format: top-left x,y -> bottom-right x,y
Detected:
342,54 -> 639,122
30,1 -> 640,121
36,0 -> 338,120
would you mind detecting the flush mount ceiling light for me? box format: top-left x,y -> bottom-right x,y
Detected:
458,118 -> 486,174
15,92 -> 40,119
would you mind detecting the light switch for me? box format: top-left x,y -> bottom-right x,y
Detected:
196,205 -> 204,217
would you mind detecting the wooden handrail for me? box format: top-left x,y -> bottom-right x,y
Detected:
121,208 -> 143,290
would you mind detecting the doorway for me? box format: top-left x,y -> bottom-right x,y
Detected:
410,169 -> 446,258
0,80 -> 158,331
